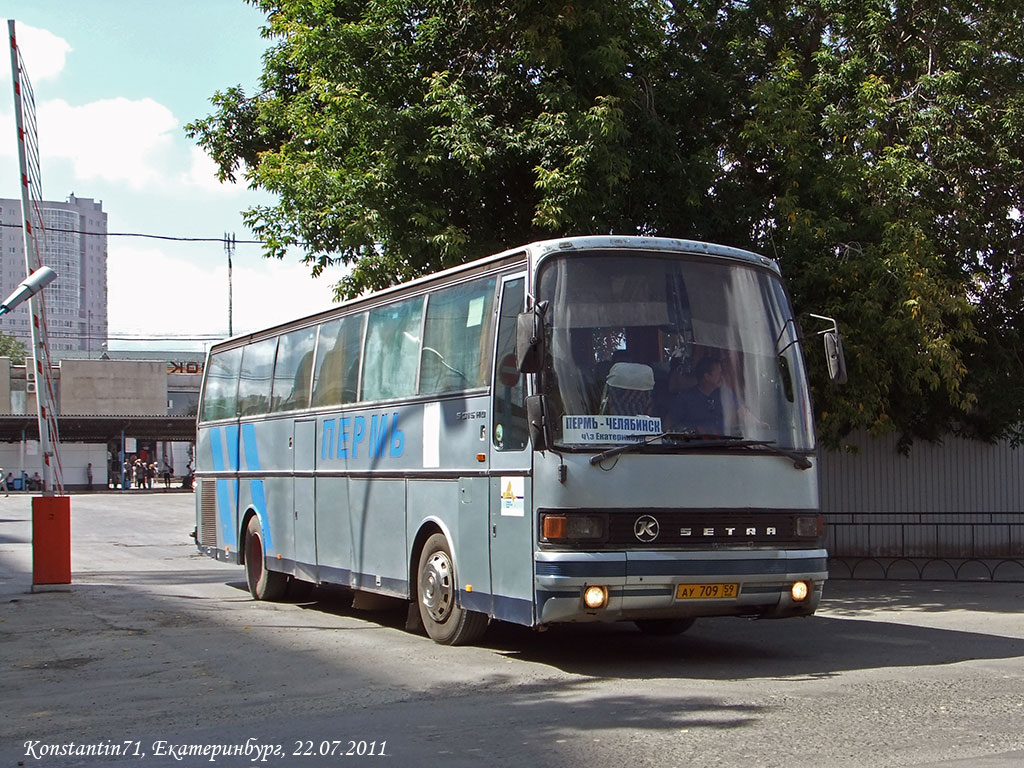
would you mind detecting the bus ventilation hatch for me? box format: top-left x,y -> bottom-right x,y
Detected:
200,481 -> 218,547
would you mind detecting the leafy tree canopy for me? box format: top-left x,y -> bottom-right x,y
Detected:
0,332 -> 27,364
188,0 -> 1024,447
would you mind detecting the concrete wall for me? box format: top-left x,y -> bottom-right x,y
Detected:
59,360 -> 168,415
0,357 -> 9,414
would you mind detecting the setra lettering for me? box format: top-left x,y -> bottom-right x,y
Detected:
678,525 -> 780,538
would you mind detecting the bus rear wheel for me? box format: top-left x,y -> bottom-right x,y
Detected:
245,516 -> 287,601
417,533 -> 487,646
634,618 -> 696,636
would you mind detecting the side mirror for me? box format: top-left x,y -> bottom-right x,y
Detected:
808,314 -> 848,386
525,394 -> 550,452
823,331 -> 847,385
516,301 -> 547,373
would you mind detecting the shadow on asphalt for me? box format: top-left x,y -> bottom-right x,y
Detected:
239,579 -> 1024,682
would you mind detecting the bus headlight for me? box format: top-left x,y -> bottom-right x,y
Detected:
791,580 -> 811,602
583,585 -> 608,609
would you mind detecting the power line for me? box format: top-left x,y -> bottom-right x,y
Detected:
0,221 -> 274,245
0,330 -> 227,341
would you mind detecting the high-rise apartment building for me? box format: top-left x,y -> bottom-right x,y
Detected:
0,194 -> 107,353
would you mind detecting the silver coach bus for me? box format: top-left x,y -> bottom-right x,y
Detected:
194,236 -> 845,645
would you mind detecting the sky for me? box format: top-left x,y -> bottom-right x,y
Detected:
0,1 -> 338,351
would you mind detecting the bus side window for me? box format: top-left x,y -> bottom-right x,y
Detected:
420,276 -> 496,395
492,277 -> 528,451
271,326 -> 317,412
361,297 -> 424,402
312,314 -> 365,408
238,337 -> 278,417
200,347 -> 242,422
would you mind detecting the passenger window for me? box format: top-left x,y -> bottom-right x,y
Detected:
271,326 -> 317,412
492,276 -> 528,451
420,277 -> 496,395
312,314 -> 365,407
361,297 -> 424,401
237,338 -> 278,417
200,347 -> 242,422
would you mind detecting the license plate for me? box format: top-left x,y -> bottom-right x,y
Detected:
676,583 -> 739,600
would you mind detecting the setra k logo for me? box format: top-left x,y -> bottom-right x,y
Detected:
634,514 -> 660,543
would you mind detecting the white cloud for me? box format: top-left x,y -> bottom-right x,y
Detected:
2,21 -> 248,200
37,97 -> 179,189
179,146 -> 247,195
9,23 -> 72,82
0,111 -> 12,158
107,243 -> 336,347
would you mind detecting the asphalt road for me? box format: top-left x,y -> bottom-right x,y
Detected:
2,492 -> 1023,768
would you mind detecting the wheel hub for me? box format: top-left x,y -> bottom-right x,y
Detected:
421,551 -> 454,623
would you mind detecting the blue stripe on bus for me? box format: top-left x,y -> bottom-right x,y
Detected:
241,423 -> 271,550
537,586 -> 674,600
460,588 -> 490,614
535,557 -> 828,578
490,593 -> 534,626
224,425 -> 240,549
535,560 -> 626,578
318,564 -> 352,585
209,427 -> 234,548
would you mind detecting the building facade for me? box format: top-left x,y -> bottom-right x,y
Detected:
0,194 -> 108,353
0,353 -> 201,490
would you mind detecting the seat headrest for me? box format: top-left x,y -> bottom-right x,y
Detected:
605,362 -> 654,391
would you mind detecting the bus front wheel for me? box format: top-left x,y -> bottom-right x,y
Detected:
416,533 -> 487,645
245,516 -> 287,601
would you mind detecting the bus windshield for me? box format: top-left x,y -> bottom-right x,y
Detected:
535,250 -> 815,452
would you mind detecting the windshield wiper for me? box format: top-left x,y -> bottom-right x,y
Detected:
589,431 -> 740,465
589,433 -> 812,470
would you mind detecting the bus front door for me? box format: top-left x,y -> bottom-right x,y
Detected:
488,274 -> 535,627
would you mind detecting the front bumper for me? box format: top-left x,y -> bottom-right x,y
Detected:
535,549 -> 827,624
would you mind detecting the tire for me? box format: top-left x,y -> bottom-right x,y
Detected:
416,533 -> 487,645
244,516 -> 288,601
634,618 -> 696,636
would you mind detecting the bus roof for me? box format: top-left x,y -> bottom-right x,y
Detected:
524,236 -> 777,271
208,235 -> 777,353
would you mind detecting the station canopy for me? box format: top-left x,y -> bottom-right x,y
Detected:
0,415 -> 196,444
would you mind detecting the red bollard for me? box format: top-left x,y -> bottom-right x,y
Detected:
32,496 -> 71,585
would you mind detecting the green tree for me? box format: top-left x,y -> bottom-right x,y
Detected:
189,0 -> 1024,446
716,0 -> 1024,446
0,332 -> 26,364
187,0 -> 701,294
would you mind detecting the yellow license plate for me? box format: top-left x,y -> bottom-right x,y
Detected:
676,583 -> 739,600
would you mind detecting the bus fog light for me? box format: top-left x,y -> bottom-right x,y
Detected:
583,586 -> 607,609
791,581 -> 810,602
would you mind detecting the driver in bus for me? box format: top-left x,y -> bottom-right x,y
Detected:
667,355 -> 765,436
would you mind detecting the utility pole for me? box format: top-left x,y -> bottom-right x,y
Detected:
224,232 -> 235,336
